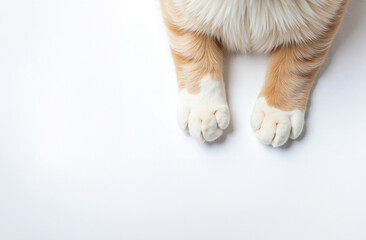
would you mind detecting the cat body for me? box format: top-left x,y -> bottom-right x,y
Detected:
161,0 -> 349,146
168,0 -> 342,53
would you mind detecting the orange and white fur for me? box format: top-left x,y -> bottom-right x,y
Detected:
161,0 -> 349,147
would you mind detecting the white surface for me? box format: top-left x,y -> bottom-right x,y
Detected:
0,1 -> 365,240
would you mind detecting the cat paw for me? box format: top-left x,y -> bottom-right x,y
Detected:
251,98 -> 305,147
177,77 -> 230,142
178,103 -> 230,142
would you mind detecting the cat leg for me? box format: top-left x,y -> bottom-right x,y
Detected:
164,25 -> 229,142
251,1 -> 348,147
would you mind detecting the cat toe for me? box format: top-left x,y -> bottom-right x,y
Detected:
289,113 -> 305,140
201,115 -> 223,142
177,106 -> 190,132
215,106 -> 230,130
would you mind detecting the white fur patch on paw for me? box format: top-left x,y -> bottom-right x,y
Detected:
177,76 -> 230,143
251,97 -> 305,147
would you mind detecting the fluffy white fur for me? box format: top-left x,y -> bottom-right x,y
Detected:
251,98 -> 305,147
172,0 -> 341,52
177,75 -> 230,142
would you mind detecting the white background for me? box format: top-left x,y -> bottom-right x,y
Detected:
0,1 -> 365,239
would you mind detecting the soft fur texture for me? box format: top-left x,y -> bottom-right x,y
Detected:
161,0 -> 349,147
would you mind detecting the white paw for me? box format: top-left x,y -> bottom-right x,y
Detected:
177,76 -> 230,142
251,98 -> 305,147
